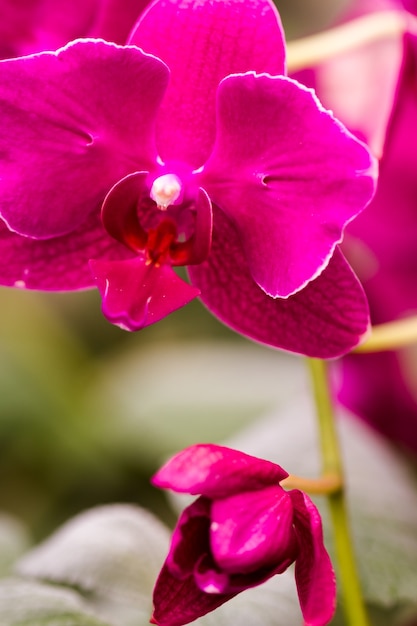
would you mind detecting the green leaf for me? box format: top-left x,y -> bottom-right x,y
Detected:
0,578 -> 111,625
15,505 -> 170,626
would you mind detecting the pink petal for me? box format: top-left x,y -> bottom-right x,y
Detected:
152,444 -> 288,498
0,214 -> 128,290
290,490 -> 336,626
152,562 -> 235,626
166,497 -> 211,579
100,171 -> 151,251
0,0 -> 100,58
194,553 -> 231,594
129,0 -> 285,167
0,39 -> 168,238
194,551 -> 288,595
338,351 -> 417,454
405,0 -> 417,12
90,0 -> 150,44
90,256 -> 199,331
200,73 -> 377,298
188,207 -> 370,358
210,486 -> 297,574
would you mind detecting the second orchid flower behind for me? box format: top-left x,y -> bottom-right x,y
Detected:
151,444 -> 336,626
0,0 -> 376,358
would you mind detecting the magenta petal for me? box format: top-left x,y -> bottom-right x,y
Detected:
195,553 -> 286,595
90,0 -> 150,44
181,187 -> 213,266
194,554 -> 231,594
338,351 -> 417,453
129,0 -> 285,166
89,256 -> 199,330
152,562 -> 235,626
166,497 -> 211,579
0,214 -> 128,290
188,207 -> 370,358
0,0 -> 100,58
200,73 -> 377,297
152,444 -> 288,498
290,490 -> 336,626
0,39 -> 168,238
101,171 -> 150,250
195,552 -> 282,595
210,486 -> 296,574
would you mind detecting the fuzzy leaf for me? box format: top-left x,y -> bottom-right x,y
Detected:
15,505 -> 170,626
0,578 -> 110,625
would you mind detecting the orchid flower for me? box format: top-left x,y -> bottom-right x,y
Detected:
151,444 -> 336,626
0,0 -> 376,357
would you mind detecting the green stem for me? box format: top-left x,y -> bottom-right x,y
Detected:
354,314 -> 417,353
307,358 -> 371,626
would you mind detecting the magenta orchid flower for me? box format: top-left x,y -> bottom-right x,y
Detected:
0,0 -> 376,357
151,444 -> 336,626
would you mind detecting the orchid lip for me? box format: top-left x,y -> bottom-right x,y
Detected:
100,170 -> 213,268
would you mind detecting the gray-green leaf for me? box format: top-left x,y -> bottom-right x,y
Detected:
15,505 -> 170,626
0,578 -> 111,625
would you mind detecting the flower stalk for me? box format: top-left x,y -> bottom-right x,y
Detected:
307,358 -> 371,626
286,11 -> 417,72
281,472 -> 342,495
354,315 -> 417,352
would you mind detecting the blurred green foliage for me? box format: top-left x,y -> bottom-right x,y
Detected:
0,286 -> 277,539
